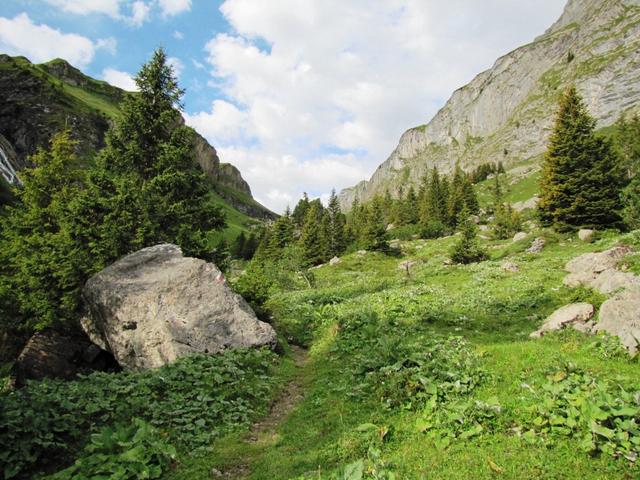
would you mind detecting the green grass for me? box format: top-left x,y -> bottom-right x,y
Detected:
171,228 -> 640,479
207,190 -> 262,244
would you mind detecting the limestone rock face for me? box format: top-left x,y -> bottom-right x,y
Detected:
339,0 -> 640,209
595,287 -> 640,356
530,303 -> 594,338
81,244 -> 277,370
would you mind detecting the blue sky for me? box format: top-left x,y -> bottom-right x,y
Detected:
0,1 -> 567,212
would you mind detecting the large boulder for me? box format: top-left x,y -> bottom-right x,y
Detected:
578,229 -> 595,243
530,303 -> 594,338
15,330 -> 115,385
81,244 -> 277,370
595,287 -> 640,356
526,237 -> 546,254
563,246 -> 635,293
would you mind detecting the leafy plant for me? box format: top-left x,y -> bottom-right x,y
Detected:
49,418 -> 176,480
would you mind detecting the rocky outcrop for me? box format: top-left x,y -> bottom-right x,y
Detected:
527,238 -> 546,254
14,330 -> 116,385
81,244 -> 277,370
563,245 -> 634,292
595,287 -> 640,356
339,0 -> 640,209
530,303 -> 595,338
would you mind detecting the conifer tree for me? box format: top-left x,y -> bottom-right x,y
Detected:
461,174 -> 479,214
0,131 -> 87,330
363,196 -> 388,252
450,209 -> 488,264
299,201 -> 327,267
268,211 -> 295,257
401,186 -> 419,225
447,165 -> 466,226
241,232 -> 259,260
233,231 -> 246,258
292,192 -> 311,227
538,87 -> 624,230
327,189 -> 346,257
617,115 -> 640,228
69,48 -> 224,266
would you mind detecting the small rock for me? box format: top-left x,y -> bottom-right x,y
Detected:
411,234 -> 420,240
329,256 -> 341,266
513,232 -> 527,242
357,250 -> 367,256
529,303 -> 594,338
210,468 -> 223,478
578,229 -> 595,242
479,224 -> 490,232
502,261 -> 519,273
513,196 -> 539,212
389,239 -> 401,249
443,258 -> 453,266
526,237 -> 545,254
386,223 -> 395,231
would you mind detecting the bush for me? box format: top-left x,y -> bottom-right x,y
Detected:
450,216 -> 487,264
421,219 -> 447,239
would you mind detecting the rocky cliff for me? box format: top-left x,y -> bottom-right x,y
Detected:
0,54 -> 275,219
339,0 -> 640,209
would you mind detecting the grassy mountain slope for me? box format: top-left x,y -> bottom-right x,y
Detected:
170,227 -> 639,479
0,53 -> 275,233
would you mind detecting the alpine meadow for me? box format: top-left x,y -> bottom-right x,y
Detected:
2,1 -> 640,479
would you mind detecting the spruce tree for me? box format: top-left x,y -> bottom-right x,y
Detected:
327,189 -> 346,257
538,87 -> 624,230
363,197 -> 388,252
299,201 -> 326,267
401,186 -> 419,225
618,115 -> 640,228
233,231 -> 246,259
268,211 -> 295,257
461,174 -> 479,214
450,209 -> 488,264
69,48 -> 224,266
447,165 -> 465,226
292,192 -> 311,227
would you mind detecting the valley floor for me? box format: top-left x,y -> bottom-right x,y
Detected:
169,229 -> 640,479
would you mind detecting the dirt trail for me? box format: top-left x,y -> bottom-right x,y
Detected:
221,345 -> 309,479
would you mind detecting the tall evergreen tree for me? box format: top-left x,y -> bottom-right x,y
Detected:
327,189 -> 346,257
618,115 -> 640,228
447,165 -> 466,226
69,48 -> 224,267
538,87 -> 625,230
363,196 -> 388,252
292,192 -> 311,227
299,201 -> 327,267
268,211 -> 295,257
401,186 -> 419,225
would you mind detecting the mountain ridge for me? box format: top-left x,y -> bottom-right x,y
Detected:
0,54 -> 276,220
339,0 -> 640,210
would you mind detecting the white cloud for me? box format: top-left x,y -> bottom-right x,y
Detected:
0,13 -> 97,67
102,68 -> 138,91
189,0 -> 566,212
192,59 -> 205,70
43,0 -> 121,17
158,0 -> 192,17
167,56 -> 184,78
96,37 -> 117,55
128,1 -> 151,27
173,30 -> 184,40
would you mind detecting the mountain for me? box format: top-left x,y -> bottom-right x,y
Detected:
339,0 -> 640,209
0,54 -> 276,225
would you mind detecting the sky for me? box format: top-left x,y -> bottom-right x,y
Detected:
0,1 -> 567,213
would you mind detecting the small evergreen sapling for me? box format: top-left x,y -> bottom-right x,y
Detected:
450,210 -> 488,264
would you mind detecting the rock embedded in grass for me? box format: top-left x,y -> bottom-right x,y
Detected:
529,303 -> 595,338
513,232 -> 527,242
578,229 -> 595,242
595,287 -> 640,356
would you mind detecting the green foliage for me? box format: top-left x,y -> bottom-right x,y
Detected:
300,201 -> 329,266
0,130 -> 87,332
523,363 -> 640,462
49,419 -> 177,480
363,197 -> 389,252
617,114 -> 640,228
0,349 -> 278,479
450,213 -> 488,264
327,189 -> 347,257
538,87 -> 625,230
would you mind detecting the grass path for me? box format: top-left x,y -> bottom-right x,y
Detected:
218,346 -> 309,479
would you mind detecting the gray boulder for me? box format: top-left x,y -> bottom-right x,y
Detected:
501,261 -> 520,273
81,244 -> 277,370
526,237 -> 546,254
578,229 -> 595,242
530,303 -> 594,338
329,256 -> 341,266
513,232 -> 527,242
595,287 -> 640,356
563,246 -> 635,293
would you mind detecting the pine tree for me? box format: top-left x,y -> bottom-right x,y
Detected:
0,131 -> 87,331
461,174 -> 479,214
401,186 -> 419,225
327,189 -> 346,257
618,115 -> 640,228
233,231 -> 246,259
268,211 -> 295,257
241,232 -> 259,260
69,48 -> 224,266
363,196 -> 388,252
447,165 -> 465,226
450,209 -> 488,264
299,201 -> 326,267
538,87 -> 625,230
292,192 -> 311,227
